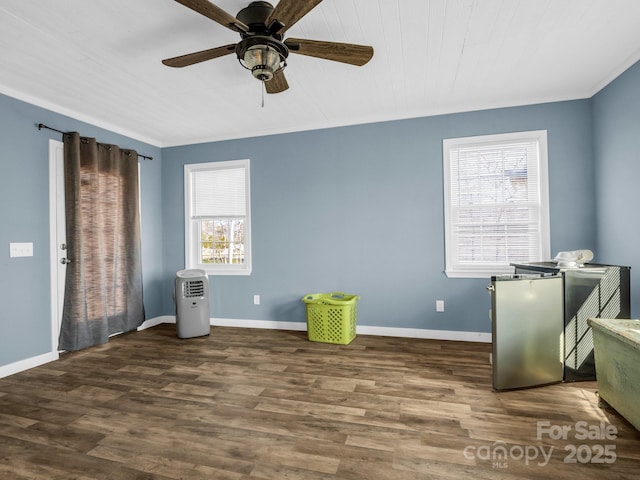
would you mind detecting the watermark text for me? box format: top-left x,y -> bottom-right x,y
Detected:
463,420 -> 618,469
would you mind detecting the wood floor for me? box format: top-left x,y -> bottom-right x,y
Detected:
1,324 -> 639,479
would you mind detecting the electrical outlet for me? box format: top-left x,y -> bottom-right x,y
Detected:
253,295 -> 260,305
436,300 -> 445,312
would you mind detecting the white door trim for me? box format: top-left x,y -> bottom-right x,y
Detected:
48,139 -> 64,358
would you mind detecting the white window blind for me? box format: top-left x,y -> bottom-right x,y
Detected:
192,167 -> 246,218
443,131 -> 550,278
185,160 -> 251,275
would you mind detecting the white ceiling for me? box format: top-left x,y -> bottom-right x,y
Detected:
1,0 -> 639,147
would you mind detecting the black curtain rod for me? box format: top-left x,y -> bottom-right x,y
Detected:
37,123 -> 153,160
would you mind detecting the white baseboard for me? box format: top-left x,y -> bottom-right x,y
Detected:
154,315 -> 491,343
138,315 -> 175,330
212,317 -> 307,332
1,316 -> 490,379
0,351 -> 59,379
357,325 -> 491,343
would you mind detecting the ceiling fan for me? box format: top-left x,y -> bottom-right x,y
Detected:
162,0 -> 374,94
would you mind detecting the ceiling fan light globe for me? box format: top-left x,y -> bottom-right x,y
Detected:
244,45 -> 280,81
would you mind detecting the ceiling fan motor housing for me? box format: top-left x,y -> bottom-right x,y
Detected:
236,1 -> 275,31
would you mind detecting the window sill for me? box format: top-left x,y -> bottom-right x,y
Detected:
445,266 -> 515,279
197,267 -> 252,276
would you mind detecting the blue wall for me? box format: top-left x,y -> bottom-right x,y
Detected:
0,93 -> 163,367
593,61 -> 640,316
162,99 -> 597,333
3,57 -> 639,370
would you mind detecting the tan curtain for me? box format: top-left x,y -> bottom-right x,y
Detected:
58,132 -> 144,351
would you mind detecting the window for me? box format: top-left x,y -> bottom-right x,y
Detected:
443,131 -> 550,278
184,160 -> 251,275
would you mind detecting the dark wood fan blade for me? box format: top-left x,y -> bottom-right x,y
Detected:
266,0 -> 323,34
174,0 -> 248,32
162,44 -> 236,67
265,70 -> 289,94
285,38 -> 373,66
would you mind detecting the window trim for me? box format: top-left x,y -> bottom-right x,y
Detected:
442,130 -> 550,278
184,159 -> 252,276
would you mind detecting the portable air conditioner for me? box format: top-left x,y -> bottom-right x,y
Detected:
175,269 -> 210,339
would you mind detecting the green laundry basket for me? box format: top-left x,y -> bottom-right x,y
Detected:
302,292 -> 359,345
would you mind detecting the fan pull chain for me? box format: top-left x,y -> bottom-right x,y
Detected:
261,80 -> 265,108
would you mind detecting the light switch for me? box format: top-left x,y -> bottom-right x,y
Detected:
10,242 -> 33,258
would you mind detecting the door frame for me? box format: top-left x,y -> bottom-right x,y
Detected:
48,139 -> 64,357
